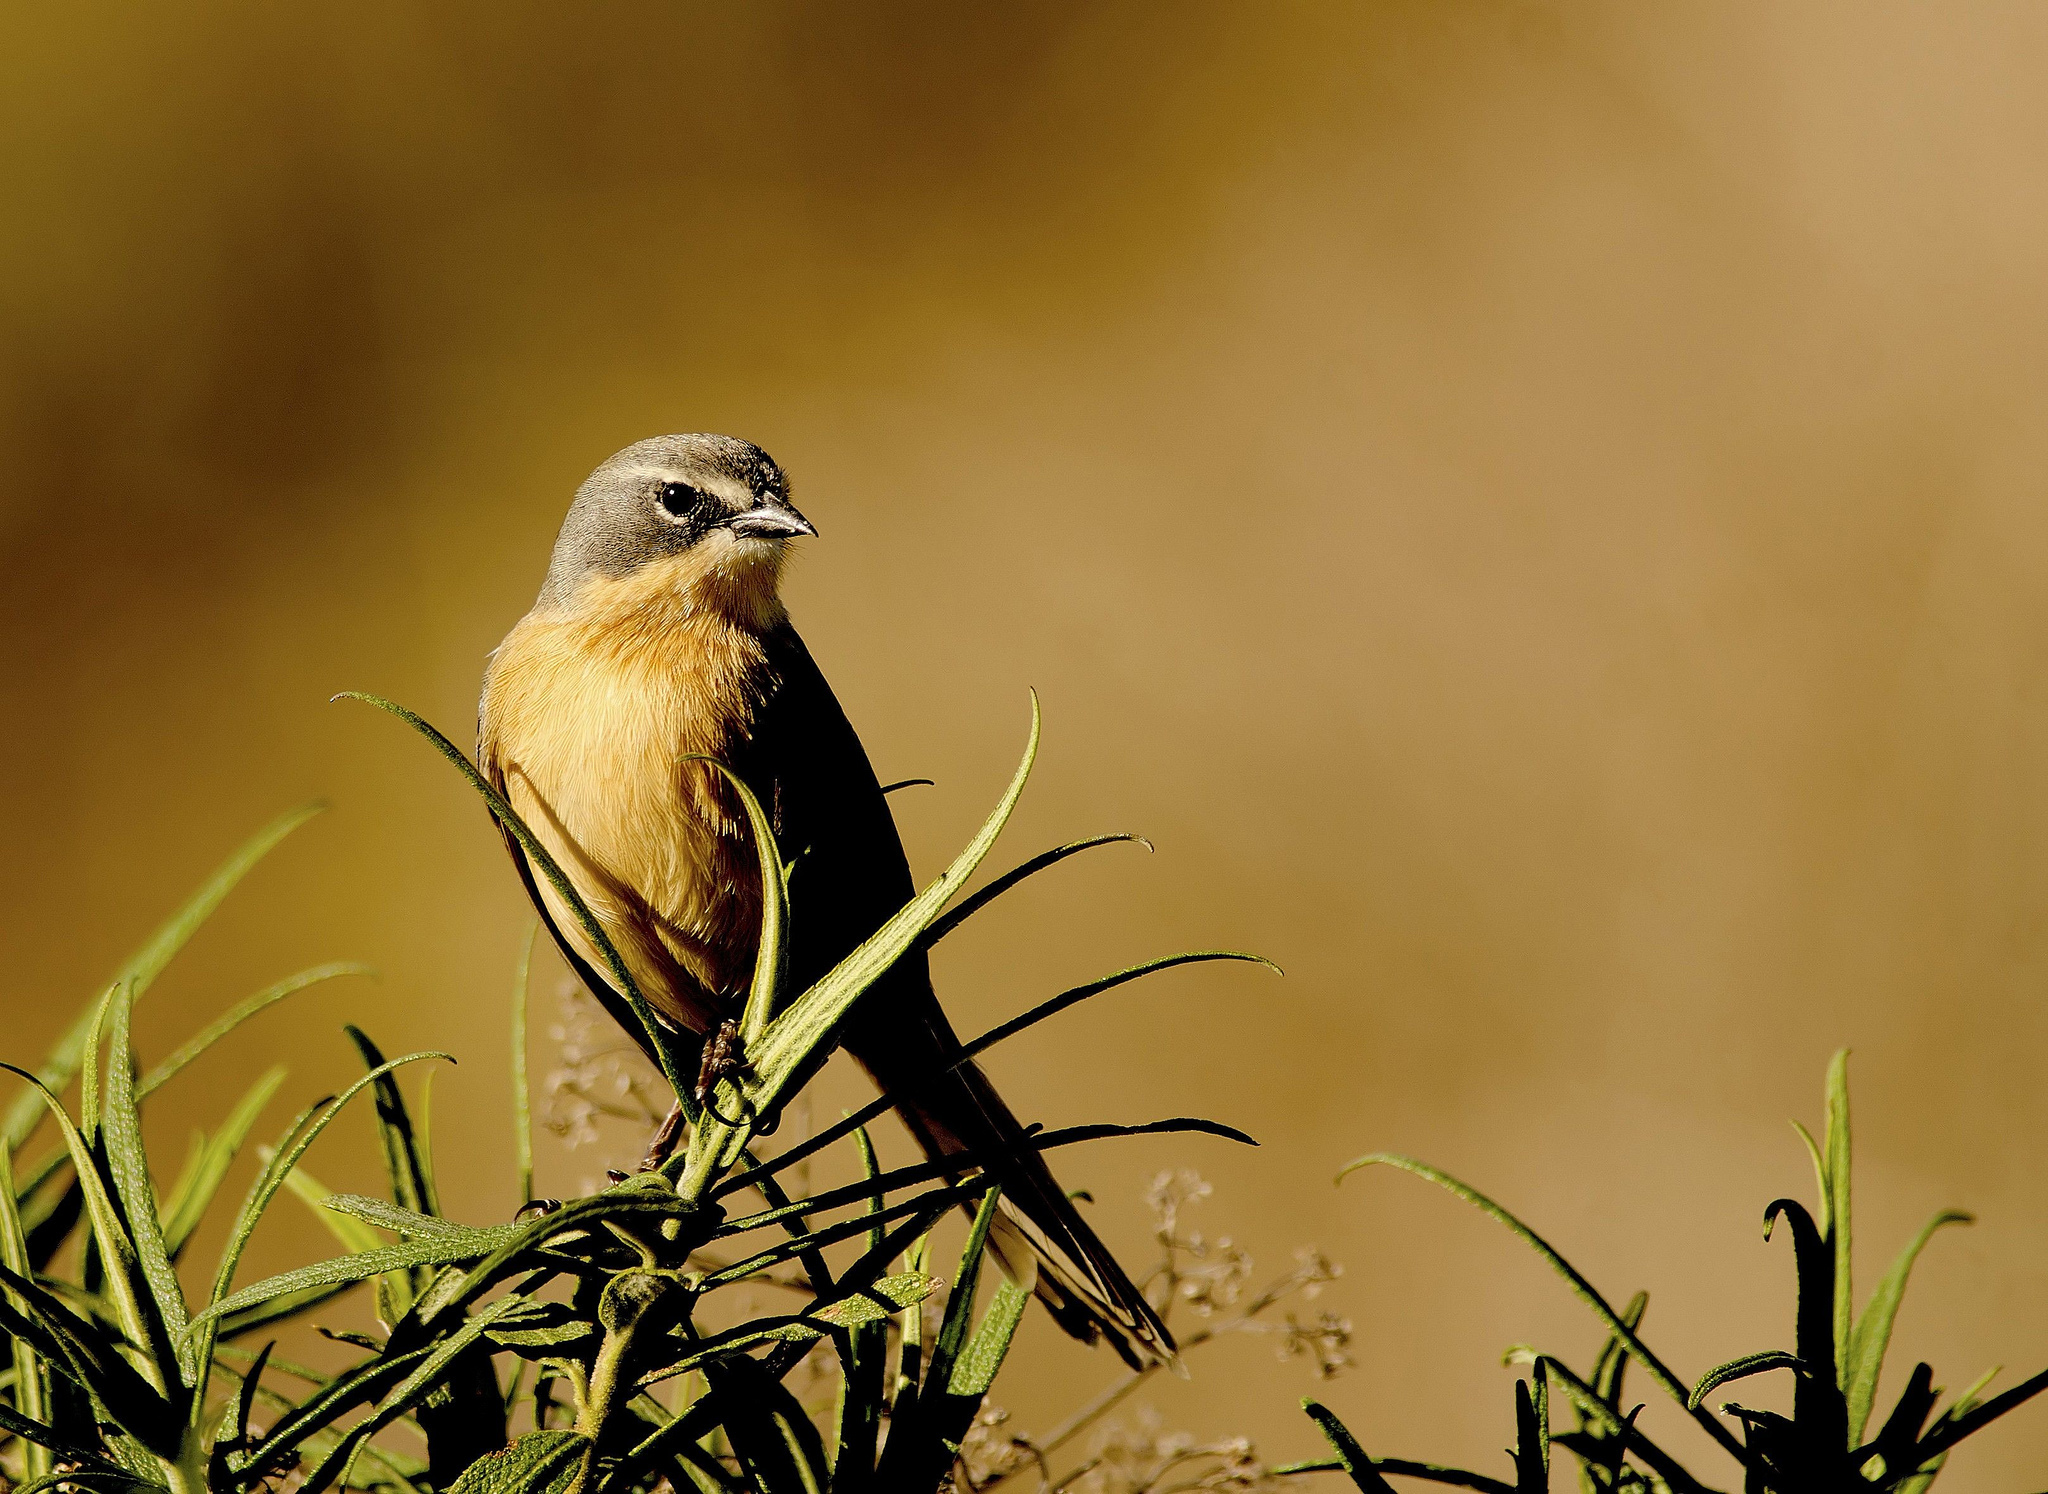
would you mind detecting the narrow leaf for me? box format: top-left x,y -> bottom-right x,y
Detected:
160,1067 -> 287,1258
1824,1049 -> 1853,1384
335,693 -> 696,1109
3,803 -> 322,1151
138,964 -> 368,1100
0,1142 -> 52,1481
102,984 -> 192,1374
1845,1209 -> 1972,1443
1687,1350 -> 1807,1410
1338,1154 -> 1748,1465
1301,1400 -> 1400,1494
511,925 -> 538,1209
742,693 -> 1043,1124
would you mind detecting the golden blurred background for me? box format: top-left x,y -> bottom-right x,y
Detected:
6,2 -> 2048,1484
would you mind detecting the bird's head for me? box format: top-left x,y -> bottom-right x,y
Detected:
537,433 -> 815,618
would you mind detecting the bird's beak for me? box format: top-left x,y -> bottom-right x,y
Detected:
727,499 -> 818,540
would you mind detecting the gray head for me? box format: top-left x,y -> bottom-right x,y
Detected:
537,434 -> 815,609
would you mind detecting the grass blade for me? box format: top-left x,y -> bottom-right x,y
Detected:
1301,1400 -> 1400,1493
101,984 -> 192,1379
1823,1049 -> 1853,1386
1338,1153 -> 1749,1464
511,925 -> 538,1209
335,692 -> 697,1110
138,964 -> 369,1100
0,1142 -> 51,1481
740,693 -> 1042,1128
718,950 -> 1269,1199
161,1068 -> 288,1257
916,834 -> 1152,951
346,1028 -> 438,1219
1687,1350 -> 1807,1411
3,803 -> 322,1152
0,1063 -> 161,1391
1845,1209 -> 1973,1443
187,1050 -> 452,1420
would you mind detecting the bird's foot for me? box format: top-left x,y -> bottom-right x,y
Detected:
692,1018 -> 754,1126
638,1102 -> 687,1173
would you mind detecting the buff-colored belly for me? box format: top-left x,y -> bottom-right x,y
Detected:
479,598 -> 770,1033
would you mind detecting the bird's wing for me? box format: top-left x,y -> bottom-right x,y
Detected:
736,626 -> 1178,1369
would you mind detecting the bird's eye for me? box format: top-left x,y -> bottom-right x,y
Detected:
658,481 -> 700,518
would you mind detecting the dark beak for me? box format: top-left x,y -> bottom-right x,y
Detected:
727,500 -> 818,540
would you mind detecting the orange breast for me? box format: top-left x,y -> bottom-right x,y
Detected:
477,554 -> 784,1032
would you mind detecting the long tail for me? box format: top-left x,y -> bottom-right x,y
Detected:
848,1026 -> 1177,1372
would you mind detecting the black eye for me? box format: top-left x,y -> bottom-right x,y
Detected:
658,481 -> 700,517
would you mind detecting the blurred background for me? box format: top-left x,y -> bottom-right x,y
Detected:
6,1 -> 2048,1485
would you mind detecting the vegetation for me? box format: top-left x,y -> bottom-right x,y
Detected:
4,698 -> 2041,1493
1286,1054 -> 2048,1492
0,697 -> 1269,1494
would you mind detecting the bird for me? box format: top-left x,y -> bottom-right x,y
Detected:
477,433 -> 1173,1368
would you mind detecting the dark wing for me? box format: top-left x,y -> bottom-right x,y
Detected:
735,625 -> 1176,1368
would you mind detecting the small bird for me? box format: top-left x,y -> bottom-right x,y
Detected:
478,433 -> 1173,1367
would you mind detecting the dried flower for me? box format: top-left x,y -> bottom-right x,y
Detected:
1068,1410 -> 1276,1492
541,981 -> 667,1174
1275,1310 -> 1354,1379
958,1404 -> 1033,1486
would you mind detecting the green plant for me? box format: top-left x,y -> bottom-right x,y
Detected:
0,697 -> 1267,1494
1283,1053 -> 2047,1493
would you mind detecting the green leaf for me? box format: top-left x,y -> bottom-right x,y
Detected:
1844,1208 -> 1972,1443
1687,1350 -> 1808,1410
832,1125 -> 887,1494
101,983 -> 193,1379
1764,1196 -> 1847,1445
3,803 -> 322,1153
322,1193 -> 478,1239
1916,1360 -> 2048,1460
947,1277 -> 1028,1398
186,1050 -> 452,1421
1532,1355 -> 1716,1494
77,988 -> 113,1140
479,1300 -> 598,1355
346,1028 -> 438,1219
1338,1154 -> 1749,1465
719,1117 -> 1251,1239
1823,1049 -> 1853,1385
926,1187 -> 1003,1398
0,1142 -> 52,1481
446,1429 -> 589,1494
672,760 -> 791,1186
0,1263 -> 180,1454
192,1220 -> 525,1326
0,1063 -> 162,1395
704,1355 -> 829,1494
511,925 -> 538,1209
716,950 -> 1272,1201
296,1294 -> 524,1494
137,964 -> 369,1101
690,760 -> 785,1050
1301,1400 -> 1400,1493
736,693 -> 1042,1143
274,1164 -> 414,1325
915,833 -> 1153,950
217,1281 -> 363,1341
700,1178 -> 990,1288
335,693 -> 697,1110
0,1395 -> 123,1470
160,1067 -> 287,1258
